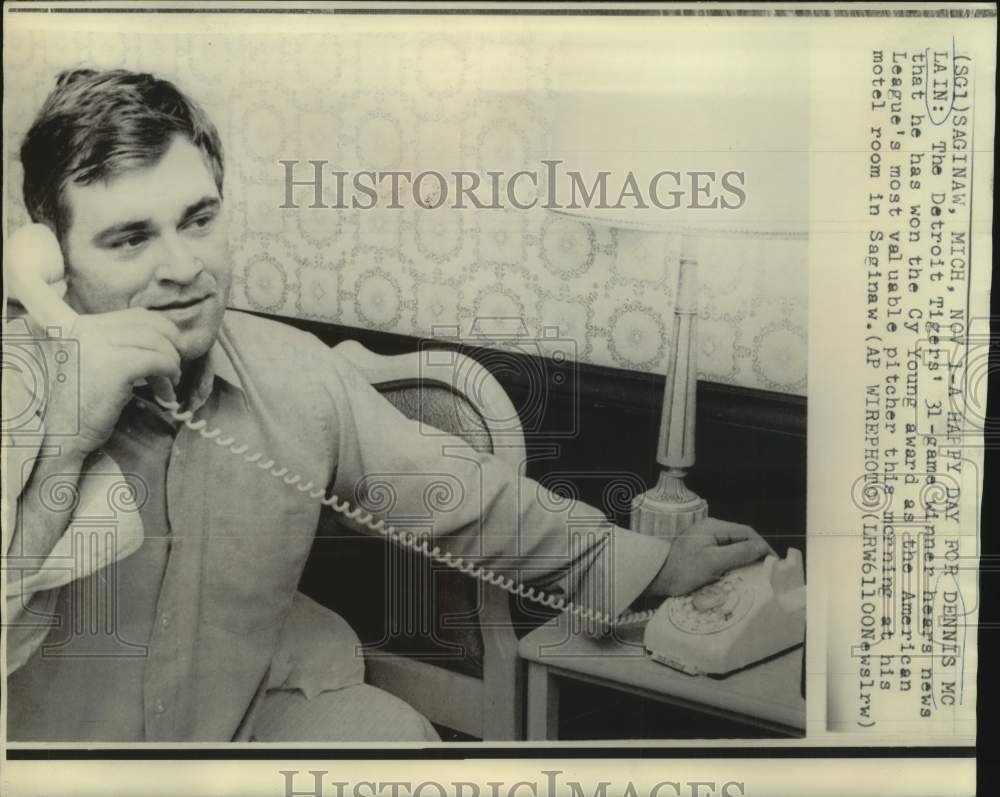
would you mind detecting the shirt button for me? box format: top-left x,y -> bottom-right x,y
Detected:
154,700 -> 166,715
160,613 -> 170,630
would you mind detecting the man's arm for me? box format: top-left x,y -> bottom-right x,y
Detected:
3,437 -> 149,673
2,387 -> 113,673
3,335 -> 87,573
319,349 -> 771,621
4,308 -> 179,568
3,309 -> 181,670
5,443 -> 88,571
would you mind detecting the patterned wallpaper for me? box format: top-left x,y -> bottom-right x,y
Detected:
4,22 -> 808,395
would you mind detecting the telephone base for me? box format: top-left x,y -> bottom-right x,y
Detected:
646,641 -> 804,678
642,549 -> 806,677
646,650 -> 702,676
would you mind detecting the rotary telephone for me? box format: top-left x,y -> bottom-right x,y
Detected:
644,548 -> 805,675
5,224 -> 805,676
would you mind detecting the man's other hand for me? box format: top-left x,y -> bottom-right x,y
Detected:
646,518 -> 776,598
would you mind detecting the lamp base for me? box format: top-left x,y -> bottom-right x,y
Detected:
631,470 -> 709,542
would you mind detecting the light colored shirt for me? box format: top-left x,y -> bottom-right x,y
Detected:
8,396 -> 178,740
3,310 -> 669,741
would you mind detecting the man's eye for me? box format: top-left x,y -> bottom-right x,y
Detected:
114,235 -> 148,251
185,214 -> 216,233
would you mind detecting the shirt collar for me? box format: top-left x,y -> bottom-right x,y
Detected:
132,329 -> 247,420
185,327 -> 248,413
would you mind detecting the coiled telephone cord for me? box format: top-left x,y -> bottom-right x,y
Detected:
156,397 -> 656,629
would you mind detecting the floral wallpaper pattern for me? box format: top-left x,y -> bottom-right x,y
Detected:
4,24 -> 807,395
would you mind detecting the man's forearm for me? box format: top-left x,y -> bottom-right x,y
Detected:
6,443 -> 88,574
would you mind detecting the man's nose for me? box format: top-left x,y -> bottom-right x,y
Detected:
154,234 -> 204,284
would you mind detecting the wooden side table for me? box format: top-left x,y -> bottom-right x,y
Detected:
518,618 -> 805,740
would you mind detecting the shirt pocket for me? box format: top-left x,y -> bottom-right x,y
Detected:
201,507 -> 316,635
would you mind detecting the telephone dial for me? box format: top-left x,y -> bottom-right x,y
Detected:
5,224 -> 806,676
643,549 -> 805,675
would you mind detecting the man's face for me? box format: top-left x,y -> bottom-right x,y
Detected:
62,134 -> 230,362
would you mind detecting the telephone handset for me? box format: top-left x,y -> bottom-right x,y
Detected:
6,224 -> 806,668
6,224 -> 74,330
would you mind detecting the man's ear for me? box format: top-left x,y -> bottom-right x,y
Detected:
54,237 -> 76,309
47,217 -> 83,311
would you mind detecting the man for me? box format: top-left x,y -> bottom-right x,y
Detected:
2,69 -> 771,742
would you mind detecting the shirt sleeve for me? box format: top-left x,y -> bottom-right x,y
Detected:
319,347 -> 670,623
3,330 -> 144,673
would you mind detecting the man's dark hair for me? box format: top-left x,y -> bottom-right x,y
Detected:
20,68 -> 224,236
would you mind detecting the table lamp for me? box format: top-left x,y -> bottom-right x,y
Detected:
546,39 -> 808,539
